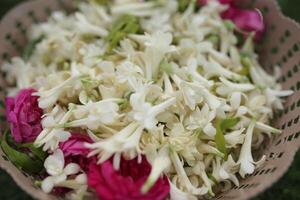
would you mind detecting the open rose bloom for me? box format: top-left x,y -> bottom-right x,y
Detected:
0,0 -> 300,200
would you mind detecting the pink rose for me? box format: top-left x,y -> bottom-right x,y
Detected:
88,156 -> 170,200
5,88 -> 43,143
221,7 -> 264,40
198,0 -> 265,40
219,0 -> 233,4
59,133 -> 95,172
59,133 -> 92,156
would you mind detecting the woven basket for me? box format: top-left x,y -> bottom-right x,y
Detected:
0,0 -> 299,199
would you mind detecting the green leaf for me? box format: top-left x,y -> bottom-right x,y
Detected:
206,34 -> 220,49
106,15 -> 141,53
1,131 -> 46,174
160,59 -> 173,75
22,35 -> 45,61
215,118 -> 240,160
239,55 -> 251,76
223,20 -> 235,31
119,99 -> 130,111
20,143 -> 47,161
220,117 -> 240,130
91,0 -> 109,5
215,120 -> 227,160
208,173 -> 217,184
178,0 -> 190,12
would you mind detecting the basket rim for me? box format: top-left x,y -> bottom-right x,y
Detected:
0,1 -> 299,200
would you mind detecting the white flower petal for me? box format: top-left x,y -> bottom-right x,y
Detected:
75,174 -> 88,184
230,92 -> 241,109
41,177 -> 55,193
235,106 -> 248,117
170,151 -> 208,195
44,149 -> 65,176
64,163 -> 81,175
238,121 -> 255,177
142,146 -> 171,193
203,123 -> 216,137
52,174 -> 67,184
170,181 -> 197,200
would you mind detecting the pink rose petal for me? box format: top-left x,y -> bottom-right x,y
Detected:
59,133 -> 92,156
59,133 -> 96,172
198,0 -> 265,40
222,7 -> 264,40
88,156 -> 170,200
5,89 -> 43,143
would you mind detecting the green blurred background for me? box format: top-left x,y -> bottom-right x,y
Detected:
0,0 -> 299,199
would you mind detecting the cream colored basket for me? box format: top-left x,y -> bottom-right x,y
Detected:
0,0 -> 299,199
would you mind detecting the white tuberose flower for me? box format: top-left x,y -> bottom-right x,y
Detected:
216,77 -> 255,96
66,99 -> 122,130
170,151 -> 208,195
34,105 -> 72,151
212,156 -> 240,186
169,181 -> 197,200
42,149 -> 84,193
224,128 -> 246,148
237,120 -> 265,177
87,122 -> 144,164
130,92 -> 176,130
265,88 -> 293,110
185,104 -> 217,137
142,146 -> 171,193
202,56 -> 241,80
172,75 -> 221,110
111,1 -> 158,16
116,61 -> 144,83
192,161 -> 214,195
183,58 -> 213,88
142,31 -> 176,79
36,76 -> 80,109
75,13 -> 108,36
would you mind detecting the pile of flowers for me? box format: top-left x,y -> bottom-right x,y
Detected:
1,0 -> 292,199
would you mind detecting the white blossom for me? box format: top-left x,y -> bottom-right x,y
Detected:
212,156 -> 239,186
65,99 -> 122,130
170,151 -> 209,195
224,128 -> 246,147
34,105 -> 72,151
170,181 -> 197,200
185,104 -> 216,137
265,88 -> 293,110
192,161 -> 214,195
87,122 -> 144,163
75,13 -> 108,36
183,57 -> 214,88
36,76 -> 81,109
141,31 -> 177,79
172,75 -> 221,110
42,149 -> 86,193
216,77 -> 255,96
142,145 -> 171,193
116,61 -> 144,83
202,56 -> 242,80
111,1 -> 158,16
237,120 -> 266,177
130,92 -> 176,130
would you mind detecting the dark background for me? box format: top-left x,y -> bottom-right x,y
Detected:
0,0 -> 299,199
